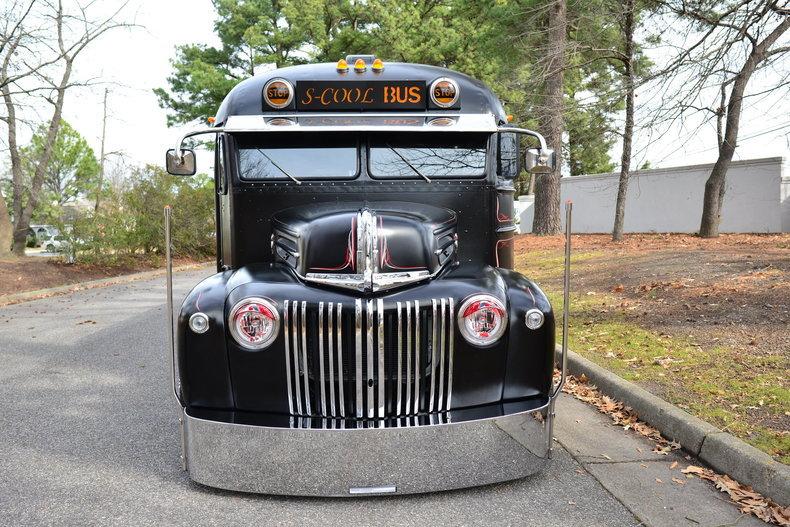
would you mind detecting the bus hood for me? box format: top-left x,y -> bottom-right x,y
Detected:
271,201 -> 457,292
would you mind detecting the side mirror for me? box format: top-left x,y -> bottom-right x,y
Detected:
165,148 -> 197,176
525,148 -> 555,174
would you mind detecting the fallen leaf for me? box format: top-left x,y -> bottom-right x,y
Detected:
670,461 -> 678,469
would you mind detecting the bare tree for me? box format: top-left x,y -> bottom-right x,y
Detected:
532,0 -> 567,235
612,0 -> 637,241
0,0 -> 132,256
647,0 -> 789,237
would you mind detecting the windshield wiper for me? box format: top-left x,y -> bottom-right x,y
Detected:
255,149 -> 301,185
386,145 -> 431,183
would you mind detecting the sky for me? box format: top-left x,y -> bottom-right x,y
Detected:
12,0 -> 790,174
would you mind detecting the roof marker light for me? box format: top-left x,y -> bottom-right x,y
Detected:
372,58 -> 384,72
336,58 -> 349,72
354,58 -> 366,72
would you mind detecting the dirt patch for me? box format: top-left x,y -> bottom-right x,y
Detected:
516,233 -> 790,462
0,256 -> 204,297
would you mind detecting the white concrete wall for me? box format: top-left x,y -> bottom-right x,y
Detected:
517,157 -> 788,233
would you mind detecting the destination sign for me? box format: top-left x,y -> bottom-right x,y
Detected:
296,81 -> 426,111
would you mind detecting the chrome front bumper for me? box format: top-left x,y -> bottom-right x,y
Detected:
182,402 -> 551,496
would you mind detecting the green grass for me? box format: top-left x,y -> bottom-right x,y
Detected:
517,251 -> 790,464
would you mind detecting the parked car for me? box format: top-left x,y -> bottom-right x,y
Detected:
43,234 -> 69,253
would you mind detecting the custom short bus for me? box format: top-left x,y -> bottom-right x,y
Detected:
164,55 -> 571,497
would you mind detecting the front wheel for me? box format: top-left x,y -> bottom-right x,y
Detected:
46,244 -> 55,252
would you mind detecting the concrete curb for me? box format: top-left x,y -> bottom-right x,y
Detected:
0,262 -> 212,307
565,349 -> 790,506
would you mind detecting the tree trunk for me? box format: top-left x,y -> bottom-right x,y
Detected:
10,58 -> 73,255
532,0 -> 566,235
612,0 -> 635,242
0,192 -> 12,257
95,88 -> 108,212
699,17 -> 790,238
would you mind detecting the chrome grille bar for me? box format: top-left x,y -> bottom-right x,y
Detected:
396,302 -> 403,416
447,297 -> 455,412
366,299 -> 375,419
429,299 -> 438,412
355,299 -> 363,419
405,301 -> 412,414
438,298 -> 447,412
318,302 -> 327,416
300,301 -> 311,415
377,298 -> 385,419
327,302 -> 336,417
283,300 -> 294,415
336,303 -> 345,418
413,300 -> 421,415
290,301 -> 303,416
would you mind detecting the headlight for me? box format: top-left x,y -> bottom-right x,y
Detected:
229,297 -> 280,350
457,294 -> 507,347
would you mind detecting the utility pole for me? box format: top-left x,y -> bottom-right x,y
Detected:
95,88 -> 108,212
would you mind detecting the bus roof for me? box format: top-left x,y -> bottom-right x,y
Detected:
214,61 -> 508,125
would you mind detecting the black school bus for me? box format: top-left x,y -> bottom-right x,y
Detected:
164,55 -> 570,496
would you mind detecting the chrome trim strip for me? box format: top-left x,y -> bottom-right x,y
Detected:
328,302 -> 336,417
303,270 -> 433,293
349,485 -> 397,495
414,300 -> 421,415
223,113 -> 499,133
290,301 -> 303,416
300,301 -> 311,415
405,301 -> 412,414
377,298 -> 385,419
337,303 -> 345,418
366,299 -> 375,419
429,299 -> 438,413
396,302 -> 403,416
283,300 -> 294,415
438,298 -> 447,412
447,298 -> 455,412
355,299 -> 363,419
318,302 -> 327,416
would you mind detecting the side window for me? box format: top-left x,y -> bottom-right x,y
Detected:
217,136 -> 227,194
498,132 -> 519,179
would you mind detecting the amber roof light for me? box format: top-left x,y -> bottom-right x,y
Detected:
336,59 -> 349,72
354,58 -> 367,72
372,58 -> 384,72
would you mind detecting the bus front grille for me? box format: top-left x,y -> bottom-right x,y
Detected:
283,298 -> 455,420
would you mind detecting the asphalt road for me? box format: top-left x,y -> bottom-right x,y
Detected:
0,271 -> 764,526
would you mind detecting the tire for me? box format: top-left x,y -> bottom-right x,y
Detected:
46,244 -> 55,252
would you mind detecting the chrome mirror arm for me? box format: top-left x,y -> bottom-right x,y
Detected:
172,127 -> 225,165
496,126 -> 548,150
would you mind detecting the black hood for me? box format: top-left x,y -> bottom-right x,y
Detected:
271,201 -> 457,289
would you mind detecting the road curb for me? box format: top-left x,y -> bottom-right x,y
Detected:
565,349 -> 790,506
0,262 -> 212,307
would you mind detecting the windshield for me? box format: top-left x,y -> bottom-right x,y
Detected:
368,133 -> 488,179
236,133 -> 358,181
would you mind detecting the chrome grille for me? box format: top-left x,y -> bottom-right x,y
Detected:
283,298 -> 455,420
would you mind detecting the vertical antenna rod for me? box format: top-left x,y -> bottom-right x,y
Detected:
548,200 -> 572,458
